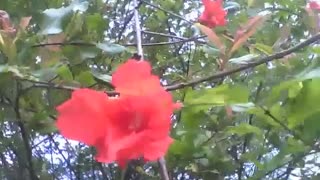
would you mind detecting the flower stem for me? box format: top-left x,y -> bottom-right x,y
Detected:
120,165 -> 128,180
158,157 -> 170,180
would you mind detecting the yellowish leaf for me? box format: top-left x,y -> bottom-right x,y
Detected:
195,23 -> 225,54
19,16 -> 32,30
229,15 -> 269,57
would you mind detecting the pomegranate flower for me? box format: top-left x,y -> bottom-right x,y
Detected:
56,59 -> 181,168
199,0 -> 227,28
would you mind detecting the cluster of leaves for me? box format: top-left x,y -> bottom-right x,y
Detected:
0,0 -> 320,179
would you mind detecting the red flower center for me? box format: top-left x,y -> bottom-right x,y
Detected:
128,113 -> 143,131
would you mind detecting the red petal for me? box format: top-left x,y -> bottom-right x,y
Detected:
56,89 -> 108,145
112,59 -> 163,96
112,59 -> 152,87
94,95 -> 175,166
115,75 -> 162,96
143,136 -> 173,161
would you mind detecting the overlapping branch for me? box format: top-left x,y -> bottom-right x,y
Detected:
165,33 -> 320,91
27,32 -> 320,95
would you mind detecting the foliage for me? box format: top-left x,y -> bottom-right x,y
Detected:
0,0 -> 320,179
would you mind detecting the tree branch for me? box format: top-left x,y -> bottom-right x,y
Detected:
28,34 -> 320,98
165,33 -> 320,91
14,81 -> 39,180
48,134 -> 78,178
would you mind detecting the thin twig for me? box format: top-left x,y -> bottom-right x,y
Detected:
261,107 -> 303,141
141,0 -> 194,24
23,79 -> 119,96
124,36 -> 205,46
31,42 -> 95,48
143,30 -> 189,40
48,134 -> 79,178
165,33 -> 320,91
261,107 -> 292,133
143,30 -> 206,43
31,35 -> 205,48
259,7 -> 300,17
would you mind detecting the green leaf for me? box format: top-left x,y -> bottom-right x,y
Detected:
169,140 -> 191,155
85,13 -> 108,35
284,137 -> 307,154
268,80 -> 299,105
180,105 -> 214,129
184,84 -> 249,106
40,0 -> 89,35
75,71 -> 96,86
202,45 -> 220,57
301,112 -> 320,143
227,123 -> 263,137
229,54 -> 258,64
287,79 -> 320,128
91,71 -> 111,83
231,102 -> 255,112
96,42 -> 127,55
32,68 -> 58,81
296,67 -> 320,81
247,104 -> 285,128
0,33 -> 17,62
155,11 -> 167,21
56,65 -> 73,81
0,64 -> 28,78
254,43 -> 273,55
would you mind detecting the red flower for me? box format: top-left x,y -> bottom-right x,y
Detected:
308,1 -> 320,10
56,59 -> 181,168
199,0 -> 227,28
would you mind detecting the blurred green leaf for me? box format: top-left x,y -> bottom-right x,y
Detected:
56,65 -> 73,81
85,13 -> 108,35
229,54 -> 258,64
254,43 -> 273,55
288,79 -> 320,128
91,71 -> 111,83
75,71 -> 96,86
40,0 -> 89,35
227,123 -> 263,137
96,42 -> 126,55
185,84 -> 249,106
